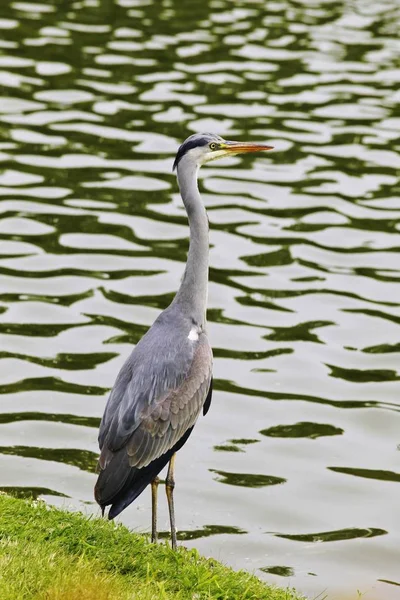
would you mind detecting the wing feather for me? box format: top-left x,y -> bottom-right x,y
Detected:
127,336 -> 212,468
98,321 -> 212,474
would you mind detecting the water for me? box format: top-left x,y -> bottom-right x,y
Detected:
0,0 -> 399,597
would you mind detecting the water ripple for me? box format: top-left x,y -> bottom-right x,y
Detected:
0,0 -> 399,598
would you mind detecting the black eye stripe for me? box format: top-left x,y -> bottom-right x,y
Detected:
173,139 -> 202,169
173,133 -> 221,170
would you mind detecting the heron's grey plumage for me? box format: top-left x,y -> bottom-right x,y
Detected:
95,133 -> 216,519
98,311 -> 212,470
95,132 -> 272,538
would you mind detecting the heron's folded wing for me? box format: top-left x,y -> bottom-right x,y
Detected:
99,334 -> 212,470
126,335 -> 212,468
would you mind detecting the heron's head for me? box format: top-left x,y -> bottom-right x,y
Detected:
173,132 -> 273,171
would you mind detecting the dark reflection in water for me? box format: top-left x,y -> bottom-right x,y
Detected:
275,528 -> 387,543
0,268 -> 160,281
0,0 -> 399,596
214,378 -> 400,412
329,467 -> 400,484
378,579 -> 400,588
237,294 -> 293,314
213,347 -> 293,360
0,413 -> 100,428
102,288 -> 174,310
363,342 -> 400,354
0,487 -> 68,500
264,321 -> 335,343
242,248 -> 292,268
0,446 -> 98,473
230,439 -> 260,446
0,290 -> 94,307
159,524 -> 247,541
210,470 -> 286,488
261,566 -> 294,578
0,322 -> 78,337
0,377 -> 106,396
345,309 -> 400,326
0,351 -> 117,370
260,422 -> 344,439
327,364 -> 400,383
214,438 -> 261,452
214,444 -> 244,453
85,314 -> 150,345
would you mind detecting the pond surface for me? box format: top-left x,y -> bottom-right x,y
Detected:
0,0 -> 399,598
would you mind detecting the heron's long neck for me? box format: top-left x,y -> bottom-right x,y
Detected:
173,159 -> 209,326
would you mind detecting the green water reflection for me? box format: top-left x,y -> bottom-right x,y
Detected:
0,0 -> 399,598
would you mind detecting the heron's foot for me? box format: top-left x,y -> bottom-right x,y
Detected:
151,476 -> 160,543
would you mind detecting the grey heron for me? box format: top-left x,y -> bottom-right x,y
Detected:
95,133 -> 273,549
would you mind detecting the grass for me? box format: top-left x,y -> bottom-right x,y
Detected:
0,493 -> 303,600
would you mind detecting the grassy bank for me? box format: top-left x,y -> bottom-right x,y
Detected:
0,494 -> 302,600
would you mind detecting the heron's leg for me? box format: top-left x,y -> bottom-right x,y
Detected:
165,454 -> 177,550
151,476 -> 160,543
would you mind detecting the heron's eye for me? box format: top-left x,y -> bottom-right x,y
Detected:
209,143 -> 217,150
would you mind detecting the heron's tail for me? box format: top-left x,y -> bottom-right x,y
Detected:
95,426 -> 194,520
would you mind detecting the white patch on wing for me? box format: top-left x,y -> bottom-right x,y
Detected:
188,327 -> 199,341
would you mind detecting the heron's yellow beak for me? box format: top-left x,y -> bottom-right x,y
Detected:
220,141 -> 273,154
